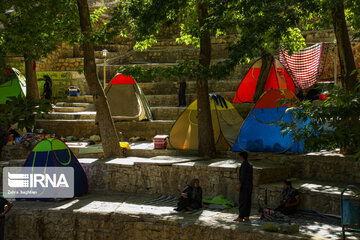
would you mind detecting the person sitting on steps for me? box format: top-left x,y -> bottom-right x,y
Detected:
175,178 -> 202,211
275,180 -> 301,215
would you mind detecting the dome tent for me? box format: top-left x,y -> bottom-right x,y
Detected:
104,74 -> 152,121
232,89 -> 307,153
233,59 -> 296,103
0,68 -> 26,104
169,94 -> 244,150
23,138 -> 88,198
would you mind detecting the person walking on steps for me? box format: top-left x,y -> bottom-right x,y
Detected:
41,75 -> 52,101
177,77 -> 186,107
234,151 -> 253,222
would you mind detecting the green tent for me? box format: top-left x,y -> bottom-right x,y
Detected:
0,68 -> 26,104
24,138 -> 88,198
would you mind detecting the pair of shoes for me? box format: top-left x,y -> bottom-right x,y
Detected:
244,217 -> 250,221
234,217 -> 244,222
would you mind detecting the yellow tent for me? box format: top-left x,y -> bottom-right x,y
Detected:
168,95 -> 244,150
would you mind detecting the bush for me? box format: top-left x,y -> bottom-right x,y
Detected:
278,83 -> 360,156
0,96 -> 53,131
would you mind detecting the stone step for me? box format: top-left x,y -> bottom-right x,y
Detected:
98,42 -> 232,65
52,100 -> 251,121
43,111 -> 96,120
56,102 -> 94,108
66,95 -> 93,103
53,106 -> 86,112
55,102 -> 96,111
150,106 -> 186,120
121,47 -> 201,64
35,119 -> 98,137
64,92 -> 237,107
146,91 -> 236,107
255,180 -> 359,215
8,191 -> 316,240
150,104 -> 252,120
35,119 -> 174,140
100,60 -> 250,83
138,80 -> 240,95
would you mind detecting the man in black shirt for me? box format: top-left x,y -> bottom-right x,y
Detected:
234,152 -> 253,222
0,195 -> 13,240
275,180 -> 300,215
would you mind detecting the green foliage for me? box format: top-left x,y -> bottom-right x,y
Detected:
0,96 -> 52,130
110,0 -> 310,82
212,1 -> 306,63
278,84 -> 360,156
91,7 -> 107,24
133,36 -> 158,51
77,68 -> 84,74
299,0 -> 360,34
0,0 -> 79,64
117,60 -> 199,82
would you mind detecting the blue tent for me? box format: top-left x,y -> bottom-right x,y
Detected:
23,138 -> 88,198
232,89 -> 307,153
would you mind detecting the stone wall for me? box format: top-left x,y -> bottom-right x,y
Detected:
84,160 -> 242,202
6,208 -> 301,240
81,153 -> 359,214
271,153 -> 360,184
1,147 -> 358,215
319,42 -> 360,81
36,71 -> 90,98
37,43 -> 84,72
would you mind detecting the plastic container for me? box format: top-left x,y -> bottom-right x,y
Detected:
153,135 -> 168,149
68,87 -> 80,96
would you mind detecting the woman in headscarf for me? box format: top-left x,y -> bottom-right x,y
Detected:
41,75 -> 52,101
175,178 -> 202,211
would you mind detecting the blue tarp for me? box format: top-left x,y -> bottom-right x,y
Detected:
232,107 -> 307,153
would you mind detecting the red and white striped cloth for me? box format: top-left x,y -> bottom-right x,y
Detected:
279,43 -> 323,89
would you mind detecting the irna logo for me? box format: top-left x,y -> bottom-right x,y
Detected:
3,167 -> 74,198
8,172 -> 69,188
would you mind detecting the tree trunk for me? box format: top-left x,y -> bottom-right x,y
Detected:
253,53 -> 274,102
332,0 -> 357,91
77,0 -> 122,158
24,55 -> 40,99
197,0 -> 216,158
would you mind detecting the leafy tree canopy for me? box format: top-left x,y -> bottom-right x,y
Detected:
112,0 -> 308,80
0,0 -> 79,63
299,0 -> 360,38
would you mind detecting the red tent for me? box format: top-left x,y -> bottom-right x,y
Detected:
103,74 -> 153,121
233,59 -> 296,103
109,74 -> 136,85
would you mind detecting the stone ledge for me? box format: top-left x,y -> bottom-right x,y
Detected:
6,193 -> 315,240
35,120 -> 174,140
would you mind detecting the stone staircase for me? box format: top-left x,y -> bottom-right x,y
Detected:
34,24 -> 253,139
36,78 -> 246,139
